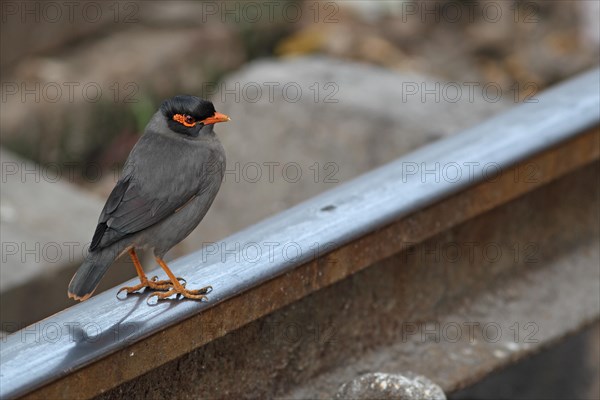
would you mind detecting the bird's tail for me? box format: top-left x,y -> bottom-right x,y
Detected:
68,249 -> 117,301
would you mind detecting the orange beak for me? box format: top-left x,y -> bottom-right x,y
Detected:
201,112 -> 231,125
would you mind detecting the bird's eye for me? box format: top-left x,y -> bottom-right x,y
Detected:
173,113 -> 196,127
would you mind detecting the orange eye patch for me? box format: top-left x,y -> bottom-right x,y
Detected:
173,113 -> 197,127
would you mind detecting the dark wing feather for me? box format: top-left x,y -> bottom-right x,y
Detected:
89,173 -> 199,250
90,176 -> 131,250
90,223 -> 108,250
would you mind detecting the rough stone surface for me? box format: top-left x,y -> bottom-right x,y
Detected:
0,150 -> 135,330
335,372 -> 446,400
1,1 -> 124,68
0,150 -> 102,291
181,56 -> 512,255
1,24 -> 244,164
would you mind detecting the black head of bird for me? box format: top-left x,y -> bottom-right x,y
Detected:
161,95 -> 230,137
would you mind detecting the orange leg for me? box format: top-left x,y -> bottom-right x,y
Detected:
117,249 -> 184,297
147,257 -> 212,302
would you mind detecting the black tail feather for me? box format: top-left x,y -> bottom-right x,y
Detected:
68,249 -> 116,301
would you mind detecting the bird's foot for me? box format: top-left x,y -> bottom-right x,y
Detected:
147,284 -> 213,303
149,275 -> 186,287
117,276 -> 186,297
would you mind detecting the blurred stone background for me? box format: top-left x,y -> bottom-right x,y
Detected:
1,1 -> 598,331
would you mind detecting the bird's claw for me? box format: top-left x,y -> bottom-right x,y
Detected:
116,278 -> 183,300
150,275 -> 186,285
116,286 -> 131,299
146,285 -> 213,304
116,284 -> 145,299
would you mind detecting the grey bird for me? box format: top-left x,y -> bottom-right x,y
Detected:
68,95 -> 229,302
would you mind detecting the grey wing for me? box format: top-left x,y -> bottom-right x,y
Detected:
89,172 -> 199,251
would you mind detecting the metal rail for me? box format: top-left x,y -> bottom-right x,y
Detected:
1,68 -> 599,399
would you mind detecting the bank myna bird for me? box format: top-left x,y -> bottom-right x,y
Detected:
68,95 -> 229,302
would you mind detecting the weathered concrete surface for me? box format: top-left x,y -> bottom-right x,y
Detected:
95,161 -> 599,399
